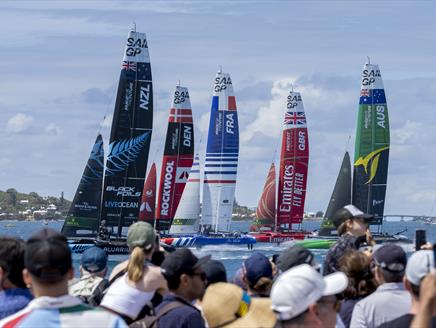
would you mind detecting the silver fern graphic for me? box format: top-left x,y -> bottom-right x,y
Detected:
80,139 -> 104,185
105,132 -> 150,176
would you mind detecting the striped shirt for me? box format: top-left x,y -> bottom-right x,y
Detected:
0,295 -> 127,328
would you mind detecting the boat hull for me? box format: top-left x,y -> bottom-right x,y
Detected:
250,231 -> 308,243
68,239 -> 176,255
68,239 -> 129,254
161,234 -> 256,248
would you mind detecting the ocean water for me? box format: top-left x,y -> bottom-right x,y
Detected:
1,219 -> 434,279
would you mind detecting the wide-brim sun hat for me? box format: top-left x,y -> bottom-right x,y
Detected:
202,282 -> 276,328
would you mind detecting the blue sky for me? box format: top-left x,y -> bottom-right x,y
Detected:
0,1 -> 435,215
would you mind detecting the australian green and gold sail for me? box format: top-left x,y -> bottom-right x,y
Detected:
352,62 -> 389,225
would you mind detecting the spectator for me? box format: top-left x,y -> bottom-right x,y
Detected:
69,246 -> 108,302
202,259 -> 227,288
232,267 -> 246,290
411,270 -> 436,328
271,264 -> 348,328
156,248 -> 210,328
338,250 -> 377,328
276,245 -> 317,273
0,228 -> 126,328
0,237 -> 33,319
380,250 -> 436,328
323,205 -> 374,275
202,282 -> 276,328
101,222 -> 167,323
243,253 -> 273,297
350,244 -> 410,328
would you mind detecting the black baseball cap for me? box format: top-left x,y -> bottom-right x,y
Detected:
277,245 -> 314,272
332,205 -> 374,228
25,228 -> 72,283
161,248 -> 211,278
203,259 -> 227,285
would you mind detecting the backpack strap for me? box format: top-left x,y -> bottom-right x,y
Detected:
143,301 -> 184,328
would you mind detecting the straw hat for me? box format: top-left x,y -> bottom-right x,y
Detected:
202,282 -> 276,328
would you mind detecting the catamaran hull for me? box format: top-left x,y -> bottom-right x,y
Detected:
68,240 -> 129,255
161,235 -> 256,248
250,232 -> 308,243
68,239 -> 176,255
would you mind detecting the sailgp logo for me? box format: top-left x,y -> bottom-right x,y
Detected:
354,146 -> 389,184
105,132 -> 150,176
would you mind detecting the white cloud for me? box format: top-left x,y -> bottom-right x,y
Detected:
6,113 -> 34,134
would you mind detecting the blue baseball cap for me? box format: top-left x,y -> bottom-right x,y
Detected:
244,253 -> 272,286
81,247 -> 108,273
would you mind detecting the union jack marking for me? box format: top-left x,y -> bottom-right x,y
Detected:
284,111 -> 306,125
122,61 -> 137,71
360,89 -> 370,97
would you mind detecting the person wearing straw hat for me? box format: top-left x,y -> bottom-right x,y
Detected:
202,282 -> 276,328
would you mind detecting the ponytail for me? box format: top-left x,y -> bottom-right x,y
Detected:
127,247 -> 146,282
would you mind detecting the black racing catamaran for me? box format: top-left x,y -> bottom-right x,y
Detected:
64,28 -> 154,254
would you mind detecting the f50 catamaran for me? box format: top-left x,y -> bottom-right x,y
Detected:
300,60 -> 410,249
65,28 -> 155,254
250,89 -> 310,243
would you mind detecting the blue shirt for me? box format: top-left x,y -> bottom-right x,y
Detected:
0,288 -> 33,320
156,294 -> 205,328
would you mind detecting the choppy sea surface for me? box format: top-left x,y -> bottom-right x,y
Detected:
1,219 -> 435,279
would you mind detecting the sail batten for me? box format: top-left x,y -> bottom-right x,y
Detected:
100,30 -> 153,236
352,63 -> 389,225
276,91 -> 309,229
156,86 -> 194,230
201,72 -> 239,233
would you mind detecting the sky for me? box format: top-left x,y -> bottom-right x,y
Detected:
0,1 -> 436,216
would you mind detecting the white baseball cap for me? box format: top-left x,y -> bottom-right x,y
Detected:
406,250 -> 434,285
270,264 -> 348,321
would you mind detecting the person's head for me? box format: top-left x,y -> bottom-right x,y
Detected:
332,205 -> 373,237
80,246 -> 108,278
24,228 -> 73,297
277,245 -> 317,273
404,250 -> 434,299
271,264 -> 348,328
203,259 -> 227,287
371,244 -> 407,284
126,222 -> 157,282
202,282 -> 276,328
243,253 -> 273,297
339,249 -> 377,299
160,248 -> 210,301
0,236 -> 27,290
232,267 -> 247,290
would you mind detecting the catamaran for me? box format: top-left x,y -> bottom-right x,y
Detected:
249,89 -> 310,243
162,70 -> 255,248
155,85 -> 194,231
299,60 -> 410,249
64,28 -> 154,254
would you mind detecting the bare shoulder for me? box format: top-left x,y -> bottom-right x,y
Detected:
109,260 -> 128,280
